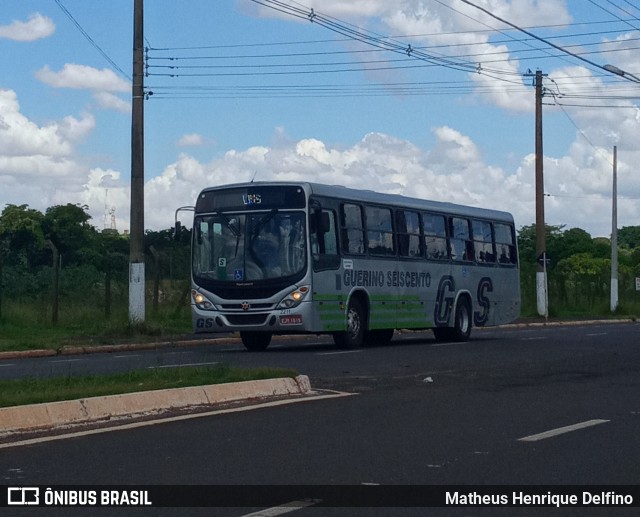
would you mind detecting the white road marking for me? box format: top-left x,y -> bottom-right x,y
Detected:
147,361 -> 219,369
521,337 -> 546,341
241,499 -> 321,516
0,363 -> 15,368
49,358 -> 82,363
317,350 -> 363,356
518,419 -> 610,442
586,332 -> 608,337
113,354 -> 142,359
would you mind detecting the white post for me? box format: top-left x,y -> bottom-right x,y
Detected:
129,263 -> 146,323
537,254 -> 548,320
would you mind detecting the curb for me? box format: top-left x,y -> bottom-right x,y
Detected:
0,375 -> 312,435
496,318 -> 636,329
0,336 -> 239,361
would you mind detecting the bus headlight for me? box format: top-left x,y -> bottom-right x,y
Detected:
277,285 -> 310,309
191,290 -> 216,311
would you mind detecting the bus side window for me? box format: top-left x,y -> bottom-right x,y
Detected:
312,209 -> 339,271
340,203 -> 365,255
450,217 -> 473,262
495,223 -> 517,265
472,220 -> 495,263
365,206 -> 395,255
423,213 -> 448,260
396,210 -> 422,258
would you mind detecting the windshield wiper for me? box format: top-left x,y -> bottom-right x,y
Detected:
213,211 -> 243,258
214,211 -> 240,238
251,208 -> 278,238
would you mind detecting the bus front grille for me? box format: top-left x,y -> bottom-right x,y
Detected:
220,303 -> 274,310
225,314 -> 269,325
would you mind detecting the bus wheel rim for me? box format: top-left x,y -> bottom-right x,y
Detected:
348,309 -> 360,337
458,306 -> 469,333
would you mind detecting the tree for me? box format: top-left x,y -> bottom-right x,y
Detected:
517,223 -> 566,268
618,226 -> 640,249
42,204 -> 96,262
41,204 -> 99,324
556,253 -> 610,308
0,205 -> 47,318
592,237 -> 611,260
0,204 -> 45,267
557,227 -> 593,262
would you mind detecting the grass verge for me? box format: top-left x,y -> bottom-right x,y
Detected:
0,365 -> 298,408
0,306 -> 191,352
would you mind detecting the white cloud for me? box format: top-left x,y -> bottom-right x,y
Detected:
57,113 -> 96,143
92,91 -> 130,114
141,120 -> 640,238
249,0 -> 572,114
74,169 -> 129,231
142,129 -> 533,231
36,64 -> 129,93
455,0 -> 571,28
3,61 -> 640,240
35,64 -> 130,114
0,88 -> 101,217
0,89 -> 92,157
0,13 -> 55,41
177,133 -> 205,147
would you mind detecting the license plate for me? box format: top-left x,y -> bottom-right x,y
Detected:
279,314 -> 303,325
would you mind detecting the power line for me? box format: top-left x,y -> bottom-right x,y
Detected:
145,38 -> 640,78
53,0 -> 131,81
618,0 -> 640,16
150,20 -> 639,53
459,0 -> 640,83
247,0 -> 519,82
145,1 -> 640,102
588,0 -> 640,32
147,2 -> 640,90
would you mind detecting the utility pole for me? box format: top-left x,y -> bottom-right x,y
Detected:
528,69 -> 548,319
611,145 -> 618,313
129,0 -> 145,323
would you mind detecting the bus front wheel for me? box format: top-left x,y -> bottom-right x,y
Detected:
240,331 -> 272,351
333,298 -> 365,349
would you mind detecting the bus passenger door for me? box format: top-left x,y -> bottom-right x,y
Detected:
310,204 -> 342,332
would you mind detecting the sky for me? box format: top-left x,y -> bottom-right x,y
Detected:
2,0 -> 640,238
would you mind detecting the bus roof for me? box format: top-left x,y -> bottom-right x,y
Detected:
198,181 -> 514,223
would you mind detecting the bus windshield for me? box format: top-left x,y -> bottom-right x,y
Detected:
193,210 -> 306,282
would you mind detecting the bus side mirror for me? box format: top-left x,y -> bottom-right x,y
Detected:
174,205 -> 195,241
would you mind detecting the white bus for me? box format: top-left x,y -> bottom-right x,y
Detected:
187,182 -> 520,350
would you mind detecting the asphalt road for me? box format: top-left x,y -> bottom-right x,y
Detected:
1,322 -> 639,516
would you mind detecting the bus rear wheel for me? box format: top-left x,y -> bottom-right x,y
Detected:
333,298 -> 365,349
452,298 -> 472,341
432,298 -> 472,342
240,331 -> 272,351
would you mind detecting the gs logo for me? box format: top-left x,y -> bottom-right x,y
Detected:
434,275 -> 493,327
196,318 -> 215,329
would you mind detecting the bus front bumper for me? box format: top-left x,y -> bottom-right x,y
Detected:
192,301 -> 322,334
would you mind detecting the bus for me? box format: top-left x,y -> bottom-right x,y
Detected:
185,181 -> 520,350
